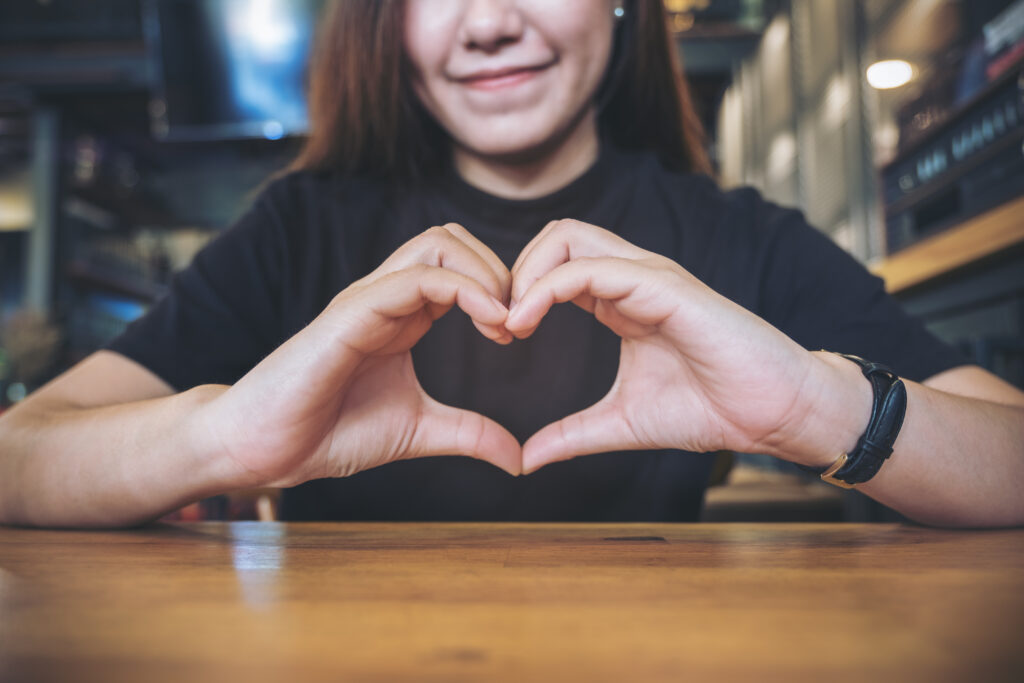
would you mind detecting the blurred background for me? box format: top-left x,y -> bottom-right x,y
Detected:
0,0 -> 1021,521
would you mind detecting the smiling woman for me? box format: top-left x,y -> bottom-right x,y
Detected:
291,0 -> 709,183
403,0 -> 614,188
0,0 -> 1022,529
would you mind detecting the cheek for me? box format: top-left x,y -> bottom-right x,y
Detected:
403,1 -> 459,84
404,1 -> 469,129
529,3 -> 614,93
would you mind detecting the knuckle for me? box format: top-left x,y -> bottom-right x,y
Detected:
649,256 -> 688,281
651,266 -> 685,293
415,228 -> 458,263
404,226 -> 440,250
539,219 -> 560,234
418,226 -> 455,250
550,218 -> 579,235
441,222 -> 470,238
405,263 -> 434,280
425,225 -> 450,238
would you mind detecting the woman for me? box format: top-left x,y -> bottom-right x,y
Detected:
1,0 -> 1021,528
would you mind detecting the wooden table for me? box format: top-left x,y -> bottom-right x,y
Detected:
1,523 -> 1022,682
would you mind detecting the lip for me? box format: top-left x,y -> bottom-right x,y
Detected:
455,63 -> 552,91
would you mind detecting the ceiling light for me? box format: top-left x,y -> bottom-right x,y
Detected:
866,60 -> 914,89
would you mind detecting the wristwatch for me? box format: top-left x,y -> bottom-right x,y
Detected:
796,353 -> 907,489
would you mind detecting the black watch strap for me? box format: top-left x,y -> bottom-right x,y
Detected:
796,353 -> 907,488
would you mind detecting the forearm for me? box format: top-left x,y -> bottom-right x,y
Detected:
781,353 -> 1024,528
0,385 -> 249,528
856,381 -> 1024,527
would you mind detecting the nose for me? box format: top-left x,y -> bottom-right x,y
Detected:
458,0 -> 524,53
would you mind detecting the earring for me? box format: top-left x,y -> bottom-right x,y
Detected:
613,1 -> 625,19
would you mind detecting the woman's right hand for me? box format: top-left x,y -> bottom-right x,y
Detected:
197,224 -> 520,489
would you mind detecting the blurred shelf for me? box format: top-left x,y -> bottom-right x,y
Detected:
67,184 -> 175,230
0,42 -> 149,91
872,194 -> 1024,293
66,259 -> 165,302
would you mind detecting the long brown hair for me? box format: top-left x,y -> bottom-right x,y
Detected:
291,0 -> 712,179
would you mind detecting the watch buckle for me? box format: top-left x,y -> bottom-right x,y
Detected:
819,453 -> 856,489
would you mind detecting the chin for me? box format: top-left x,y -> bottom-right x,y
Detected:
465,138 -> 551,163
455,116 -> 581,164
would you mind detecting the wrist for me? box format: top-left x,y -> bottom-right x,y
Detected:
766,351 -> 873,468
180,384 -> 265,491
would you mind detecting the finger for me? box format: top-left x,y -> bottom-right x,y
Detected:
370,226 -> 508,303
506,257 -> 672,337
377,265 -> 508,324
338,265 -> 509,352
509,219 -> 560,283
422,225 -> 513,338
510,219 -> 648,305
411,396 -> 522,475
436,223 -> 512,302
520,400 -> 637,474
471,317 -> 514,345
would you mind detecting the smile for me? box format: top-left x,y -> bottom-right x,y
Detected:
456,63 -> 552,91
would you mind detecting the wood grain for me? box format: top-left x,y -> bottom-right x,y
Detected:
871,194 -> 1024,293
1,522 -> 1022,682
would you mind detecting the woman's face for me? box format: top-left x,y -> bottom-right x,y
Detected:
404,0 -> 616,160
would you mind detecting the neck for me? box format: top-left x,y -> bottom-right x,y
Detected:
453,110 -> 599,200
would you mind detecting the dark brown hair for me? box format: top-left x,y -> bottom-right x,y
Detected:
290,0 -> 711,179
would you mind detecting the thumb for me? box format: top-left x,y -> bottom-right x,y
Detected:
411,397 -> 522,475
521,400 -> 636,474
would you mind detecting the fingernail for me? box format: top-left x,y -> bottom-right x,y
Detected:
489,296 -> 507,315
505,305 -> 521,328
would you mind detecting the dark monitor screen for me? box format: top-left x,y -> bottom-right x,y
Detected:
146,0 -> 321,141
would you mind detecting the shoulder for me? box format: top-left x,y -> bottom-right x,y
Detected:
623,155 -> 866,311
624,151 -> 808,242
252,168 -> 394,220
628,154 -> 823,269
696,179 -> 845,275
705,184 -> 870,308
236,169 -> 403,263
686,175 -> 810,244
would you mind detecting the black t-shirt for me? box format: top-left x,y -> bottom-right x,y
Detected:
107,143 -> 966,521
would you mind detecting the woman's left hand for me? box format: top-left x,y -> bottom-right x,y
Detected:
505,219 -> 864,473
